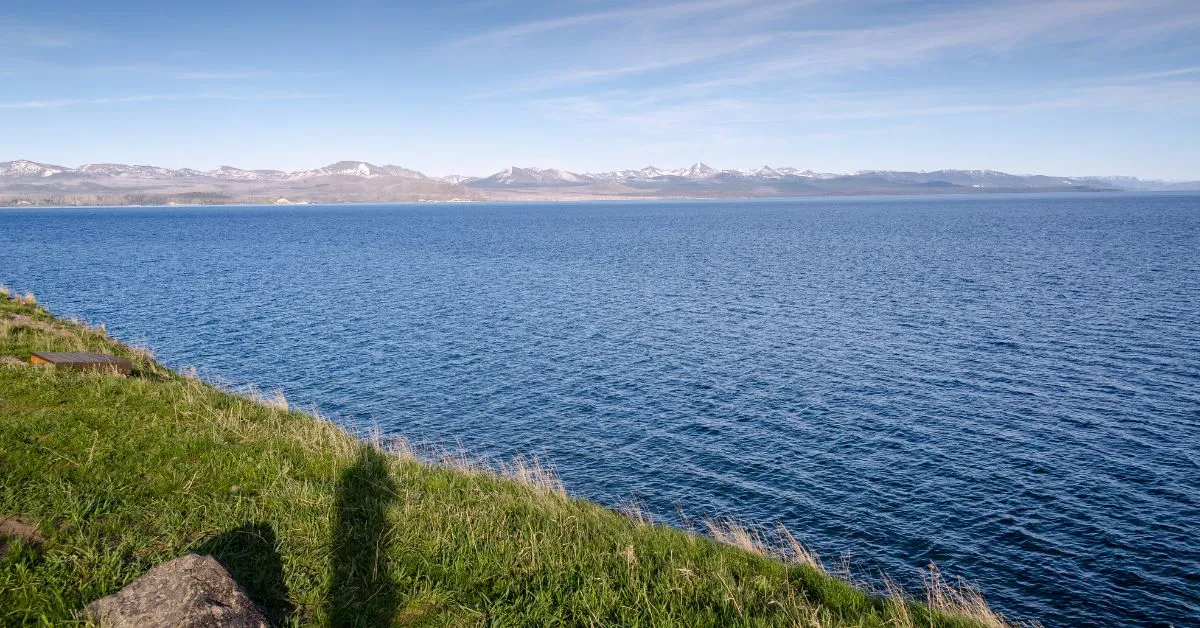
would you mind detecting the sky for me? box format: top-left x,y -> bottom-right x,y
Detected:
2,0 -> 1199,179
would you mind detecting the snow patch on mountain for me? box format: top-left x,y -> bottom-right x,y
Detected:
0,160 -> 66,178
470,166 -> 596,187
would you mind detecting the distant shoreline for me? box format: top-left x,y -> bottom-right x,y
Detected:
16,159 -> 1200,207
3,187 -> 1177,210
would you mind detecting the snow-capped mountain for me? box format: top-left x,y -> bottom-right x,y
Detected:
204,166 -> 288,181
0,159 -> 851,187
732,166 -> 835,179
288,161 -> 428,180
591,162 -> 839,182
2,157 -> 1172,207
0,160 -> 68,178
0,159 -> 472,206
75,163 -> 201,179
467,162 -> 802,187
747,166 -> 786,178
606,163 -> 719,180
632,166 -> 668,179
468,166 -> 594,187
0,160 -> 431,182
589,166 -> 666,181
680,162 -> 717,178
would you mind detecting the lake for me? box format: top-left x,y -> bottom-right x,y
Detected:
3,194 -> 1198,625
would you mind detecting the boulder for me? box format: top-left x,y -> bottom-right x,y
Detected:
86,554 -> 268,627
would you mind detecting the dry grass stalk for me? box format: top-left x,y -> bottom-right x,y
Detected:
620,544 -> 637,568
706,520 -> 825,570
242,386 -> 289,412
776,524 -> 823,570
705,518 -> 767,555
306,409 -> 358,459
267,389 -> 289,412
700,521 -> 1021,626
834,554 -> 859,586
505,455 -> 566,497
65,316 -> 107,337
924,564 -> 1024,628
129,344 -> 156,363
384,435 -> 416,461
393,439 -> 566,498
617,499 -> 654,527
881,574 -> 914,628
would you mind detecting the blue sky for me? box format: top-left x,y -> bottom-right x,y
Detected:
3,0 -> 1199,178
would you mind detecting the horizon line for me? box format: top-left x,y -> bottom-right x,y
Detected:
3,157 -> 1197,183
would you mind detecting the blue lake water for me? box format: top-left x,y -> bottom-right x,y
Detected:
2,194 -> 1198,625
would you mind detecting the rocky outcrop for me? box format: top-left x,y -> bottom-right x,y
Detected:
86,554 -> 268,627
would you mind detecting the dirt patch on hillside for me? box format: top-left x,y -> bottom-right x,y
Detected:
4,314 -> 63,335
0,515 -> 45,559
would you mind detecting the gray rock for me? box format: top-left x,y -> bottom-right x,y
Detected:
86,554 -> 268,627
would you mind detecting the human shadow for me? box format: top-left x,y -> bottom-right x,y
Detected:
194,522 -> 295,625
328,445 -> 399,627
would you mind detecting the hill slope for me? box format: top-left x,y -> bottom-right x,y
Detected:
0,290 -> 1015,626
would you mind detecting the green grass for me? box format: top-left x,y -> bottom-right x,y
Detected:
0,291 -> 1014,626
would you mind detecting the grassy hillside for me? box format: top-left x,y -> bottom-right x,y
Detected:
0,289 -> 1015,626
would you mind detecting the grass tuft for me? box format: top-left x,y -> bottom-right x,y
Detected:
242,386 -> 290,412
706,518 -> 768,556
924,564 -> 1021,628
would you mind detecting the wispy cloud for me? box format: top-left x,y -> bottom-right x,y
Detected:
1,18 -> 77,48
472,33 -> 779,98
170,70 -> 265,80
530,75 -> 1200,134
476,0 -> 1197,98
459,0 -> 1200,141
23,34 -> 71,47
79,64 -> 271,80
1116,66 -> 1200,82
451,0 -> 781,47
0,91 -> 330,110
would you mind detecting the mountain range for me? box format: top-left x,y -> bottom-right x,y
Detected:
2,159 -> 1197,206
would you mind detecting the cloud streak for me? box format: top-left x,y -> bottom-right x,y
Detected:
0,91 -> 329,109
531,76 -> 1200,133
1,18 -> 77,49
77,64 -> 271,80
476,0 -> 1198,97
455,0 -> 1200,144
451,0 -> 783,46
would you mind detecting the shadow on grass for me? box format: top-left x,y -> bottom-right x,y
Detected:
195,522 -> 294,625
328,445 -> 399,627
